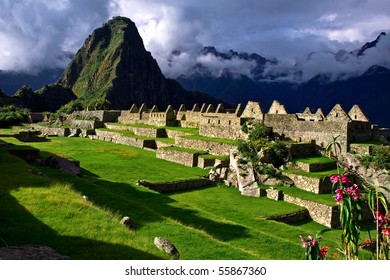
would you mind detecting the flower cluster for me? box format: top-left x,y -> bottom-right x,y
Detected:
330,174 -> 361,204
375,210 -> 390,237
300,235 -> 317,248
300,234 -> 329,260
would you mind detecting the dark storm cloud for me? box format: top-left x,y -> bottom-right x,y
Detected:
1,0 -> 389,82
0,0 -> 111,73
112,0 -> 390,81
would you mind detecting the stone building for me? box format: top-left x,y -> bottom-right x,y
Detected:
116,100 -> 389,153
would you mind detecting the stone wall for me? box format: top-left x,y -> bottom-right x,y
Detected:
94,130 -> 156,149
197,156 -> 216,169
292,161 -> 336,172
287,174 -> 332,194
178,111 -> 201,128
133,127 -> 167,138
347,121 -> 372,144
284,194 -> 340,228
266,189 -> 284,200
68,119 -> 104,129
156,148 -> 201,167
104,123 -> 134,131
71,110 -> 121,122
197,156 -> 230,169
349,144 -> 373,156
31,125 -> 70,137
165,129 -> 192,139
139,178 -> 211,193
288,143 -> 315,157
175,137 -> 237,156
264,114 -> 350,153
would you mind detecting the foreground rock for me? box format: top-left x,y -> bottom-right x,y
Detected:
120,216 -> 137,232
0,245 -> 69,260
228,151 -> 260,197
154,237 -> 180,259
44,155 -> 80,175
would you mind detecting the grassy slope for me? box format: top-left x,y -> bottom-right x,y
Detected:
1,127 -> 372,259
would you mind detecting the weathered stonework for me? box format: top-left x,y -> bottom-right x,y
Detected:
197,156 -> 215,169
31,125 -> 70,137
67,119 -> 103,129
197,156 -> 230,169
71,110 -> 121,122
266,188 -> 284,201
284,194 -> 340,228
156,147 -> 205,167
95,130 -> 156,149
287,174 -> 332,194
133,127 -> 167,138
289,161 -> 336,172
288,143 -> 316,157
175,137 -> 237,156
349,144 -> 373,155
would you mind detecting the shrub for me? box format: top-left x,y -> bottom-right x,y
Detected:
248,121 -> 272,141
360,145 -> 390,170
0,105 -> 29,127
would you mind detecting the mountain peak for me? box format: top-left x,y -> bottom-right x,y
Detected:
58,16 -> 218,109
356,31 -> 387,56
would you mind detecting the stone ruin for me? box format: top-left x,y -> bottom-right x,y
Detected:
116,100 -> 389,153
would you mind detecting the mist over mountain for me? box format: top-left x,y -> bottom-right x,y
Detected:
176,33 -> 390,127
0,16 -> 388,127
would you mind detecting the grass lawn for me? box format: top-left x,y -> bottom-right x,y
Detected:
293,155 -> 336,164
180,134 -> 238,145
282,167 -> 339,179
97,128 -> 175,144
107,122 -> 200,135
0,127 -> 372,259
159,145 -> 208,154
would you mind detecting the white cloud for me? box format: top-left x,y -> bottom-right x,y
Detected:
0,0 -> 389,83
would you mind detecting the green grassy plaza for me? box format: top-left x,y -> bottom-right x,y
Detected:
0,127 -> 373,259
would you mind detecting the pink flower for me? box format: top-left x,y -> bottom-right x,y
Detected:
334,188 -> 345,204
364,239 -> 371,245
330,174 -> 340,183
333,253 -> 339,259
376,211 -> 388,224
382,227 -> 390,236
300,235 -> 306,243
341,175 -> 351,185
346,184 -> 361,200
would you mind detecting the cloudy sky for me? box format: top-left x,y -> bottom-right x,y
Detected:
0,0 -> 389,81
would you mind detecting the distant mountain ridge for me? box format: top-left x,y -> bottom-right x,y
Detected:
177,33 -> 390,127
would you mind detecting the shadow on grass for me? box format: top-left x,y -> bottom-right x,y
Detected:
0,140 -> 250,259
0,193 -> 161,260
52,166 -> 250,242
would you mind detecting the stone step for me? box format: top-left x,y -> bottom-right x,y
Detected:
286,160 -> 336,172
197,154 -> 230,169
286,173 -> 332,194
175,136 -> 236,156
156,146 -> 208,167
